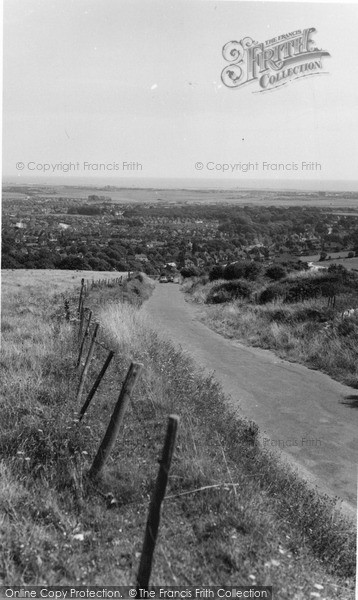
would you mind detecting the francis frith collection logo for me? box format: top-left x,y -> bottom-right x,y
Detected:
221,28 -> 330,92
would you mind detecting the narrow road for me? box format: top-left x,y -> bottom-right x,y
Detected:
144,283 -> 357,516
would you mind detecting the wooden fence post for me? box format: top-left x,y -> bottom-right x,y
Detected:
64,298 -> 70,322
78,278 -> 85,313
78,301 -> 85,341
79,350 -> 115,421
77,310 -> 93,368
136,415 -> 179,592
89,362 -> 143,479
76,324 -> 99,403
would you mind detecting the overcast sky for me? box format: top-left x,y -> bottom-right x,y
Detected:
3,0 -> 358,188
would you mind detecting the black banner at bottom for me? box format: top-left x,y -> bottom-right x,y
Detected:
0,587 -> 273,600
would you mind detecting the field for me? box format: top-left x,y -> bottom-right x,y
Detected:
300,252 -> 358,272
1,269 -> 128,299
0,269 -> 355,597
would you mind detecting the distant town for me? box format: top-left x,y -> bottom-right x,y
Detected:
2,184 -> 358,274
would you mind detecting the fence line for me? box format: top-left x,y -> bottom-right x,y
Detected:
71,276 -> 177,589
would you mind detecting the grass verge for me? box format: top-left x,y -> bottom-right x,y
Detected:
183,272 -> 358,388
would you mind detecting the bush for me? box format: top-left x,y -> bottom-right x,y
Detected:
259,270 -> 358,304
209,265 -> 225,281
244,261 -> 262,280
265,265 -> 287,281
224,262 -> 246,280
1,254 -> 23,269
57,255 -> 91,270
328,264 -> 347,274
181,267 -> 200,278
258,287 -> 279,304
206,280 -> 252,304
87,257 -> 109,271
223,261 -> 261,281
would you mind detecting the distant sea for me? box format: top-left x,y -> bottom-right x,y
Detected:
3,177 -> 358,193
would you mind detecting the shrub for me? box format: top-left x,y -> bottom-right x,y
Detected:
259,287 -> 279,304
265,265 -> 287,281
223,261 -> 261,281
244,261 -> 262,280
209,265 -> 225,281
206,280 -> 252,304
181,267 -> 200,278
328,264 -> 347,274
1,255 -> 23,269
259,270 -> 358,304
58,255 -> 91,270
223,262 -> 246,280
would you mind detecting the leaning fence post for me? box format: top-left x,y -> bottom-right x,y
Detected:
136,415 -> 179,593
77,310 -> 93,368
76,324 -> 99,403
78,301 -> 85,341
89,362 -> 143,479
79,350 -> 115,421
78,278 -> 85,313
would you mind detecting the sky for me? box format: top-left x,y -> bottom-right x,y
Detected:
3,0 -> 358,189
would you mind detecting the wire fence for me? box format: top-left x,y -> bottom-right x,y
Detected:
66,276 -> 180,591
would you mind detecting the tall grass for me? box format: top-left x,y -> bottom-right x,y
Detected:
184,275 -> 358,388
99,302 -> 151,352
201,299 -> 358,387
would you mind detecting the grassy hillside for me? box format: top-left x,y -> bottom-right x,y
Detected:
1,268 -> 129,297
0,270 -> 355,598
184,268 -> 358,388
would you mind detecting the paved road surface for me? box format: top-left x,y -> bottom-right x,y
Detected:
144,283 -> 358,517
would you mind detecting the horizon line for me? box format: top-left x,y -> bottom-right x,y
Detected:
3,177 -> 358,194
